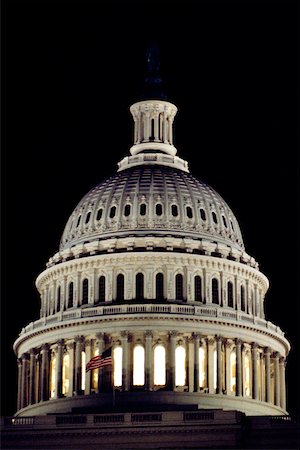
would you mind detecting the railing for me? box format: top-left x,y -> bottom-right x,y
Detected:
21,303 -> 284,337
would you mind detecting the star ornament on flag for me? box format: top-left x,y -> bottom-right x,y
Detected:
86,347 -> 112,372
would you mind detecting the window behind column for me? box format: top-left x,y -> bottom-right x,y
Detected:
154,345 -> 166,386
62,354 -> 70,395
133,345 -> 145,386
113,346 -> 123,387
175,345 -> 186,387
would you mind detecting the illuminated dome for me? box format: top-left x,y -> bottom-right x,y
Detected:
13,47 -> 290,419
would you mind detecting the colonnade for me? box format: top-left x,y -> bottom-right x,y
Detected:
17,332 -> 286,413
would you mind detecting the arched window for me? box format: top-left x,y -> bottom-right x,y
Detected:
109,206 -> 116,218
171,204 -> 178,217
199,346 -> 206,388
154,345 -> 166,385
124,204 -> 131,217
175,345 -> 186,386
230,220 -> 235,232
211,278 -> 219,304
113,346 -> 123,387
133,345 -> 145,386
56,286 -> 61,312
186,206 -> 193,218
212,211 -> 218,224
50,356 -> 56,399
68,282 -> 74,308
98,276 -> 105,302
82,278 -> 89,305
62,354 -> 70,395
244,353 -> 251,397
241,285 -> 245,311
116,274 -> 124,301
150,118 -> 155,140
227,282 -> 233,308
96,208 -> 103,220
230,351 -> 236,394
200,208 -> 206,221
136,273 -> 144,299
156,203 -> 163,216
85,211 -> 91,224
156,273 -> 164,300
222,215 -> 228,228
140,203 -> 146,216
194,276 -> 202,302
175,274 -> 184,301
76,215 -> 81,228
81,352 -> 86,391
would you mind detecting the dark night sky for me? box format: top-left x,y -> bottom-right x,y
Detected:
2,0 -> 299,417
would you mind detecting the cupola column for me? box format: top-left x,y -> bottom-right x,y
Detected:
17,358 -> 22,411
235,339 -> 242,396
41,344 -> 50,402
251,343 -> 259,400
20,353 -> 29,409
279,357 -> 286,410
264,347 -> 271,403
29,349 -> 36,405
216,336 -> 223,394
169,331 -> 177,390
121,331 -> 130,391
224,339 -> 233,395
74,336 -> 84,395
55,340 -> 64,398
66,341 -> 75,397
145,331 -> 153,391
84,339 -> 92,395
96,333 -> 104,393
193,333 -> 200,392
207,337 -> 215,394
273,352 -> 280,406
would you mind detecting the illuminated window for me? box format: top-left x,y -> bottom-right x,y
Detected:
96,209 -> 103,220
200,208 -> 206,221
98,276 -> 105,302
50,356 -> 56,399
82,278 -> 89,305
175,345 -> 186,387
241,285 -> 245,311
171,204 -> 178,217
213,349 -> 217,390
109,206 -> 116,218
62,354 -> 70,395
140,203 -> 146,216
154,345 -> 166,385
230,351 -> 236,394
56,286 -> 61,312
156,273 -> 164,300
133,345 -> 145,386
116,274 -> 124,300
244,353 -> 251,397
156,203 -> 163,216
212,211 -> 218,224
68,282 -> 74,308
195,276 -> 202,302
124,204 -> 131,216
186,206 -> 193,218
175,274 -> 184,301
81,352 -> 86,391
212,278 -> 219,304
92,348 -> 99,390
136,273 -> 144,299
199,346 -> 206,388
113,347 -> 123,387
85,211 -> 91,224
227,282 -> 233,308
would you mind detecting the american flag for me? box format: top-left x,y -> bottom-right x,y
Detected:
86,347 -> 112,372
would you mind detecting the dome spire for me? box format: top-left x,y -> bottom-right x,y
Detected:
141,41 -> 167,101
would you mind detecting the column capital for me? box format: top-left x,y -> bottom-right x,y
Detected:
17,358 -> 23,367
121,330 -> 129,338
215,335 -> 224,344
279,356 -> 286,365
207,337 -> 215,346
85,338 -> 92,347
251,342 -> 259,350
74,335 -> 85,344
57,339 -> 65,347
169,330 -> 178,339
272,351 -> 280,359
264,347 -> 271,355
41,343 -> 50,353
29,348 -> 37,357
96,332 -> 104,341
66,341 -> 75,351
224,339 -> 233,349
144,330 -> 153,338
235,338 -> 242,346
192,332 -> 200,341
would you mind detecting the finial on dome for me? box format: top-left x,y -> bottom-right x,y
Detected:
141,41 -> 167,101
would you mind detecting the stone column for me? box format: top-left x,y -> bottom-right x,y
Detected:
17,358 -> 22,410
224,340 -> 232,395
66,341 -> 75,397
154,113 -> 159,141
121,331 -> 130,391
84,339 -> 92,395
169,331 -> 177,390
207,337 -> 215,394
74,336 -> 84,395
216,336 -> 223,394
236,339 -> 242,396
251,343 -> 259,400
29,349 -> 36,405
145,331 -> 153,391
264,347 -> 271,403
279,357 -> 286,410
96,333 -> 104,392
21,353 -> 29,409
55,340 -> 64,398
273,352 -> 280,406
193,333 -> 200,392
41,344 -> 50,401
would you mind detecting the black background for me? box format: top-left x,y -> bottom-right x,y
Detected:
2,0 -> 299,417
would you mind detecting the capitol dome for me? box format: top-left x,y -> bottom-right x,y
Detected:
13,48 -> 290,419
